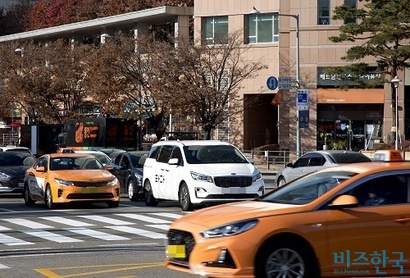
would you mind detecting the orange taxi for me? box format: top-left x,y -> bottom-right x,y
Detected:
165,161 -> 410,277
24,153 -> 120,208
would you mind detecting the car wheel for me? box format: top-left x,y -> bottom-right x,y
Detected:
144,180 -> 158,206
179,183 -> 193,211
45,185 -> 55,209
23,185 -> 35,206
255,239 -> 319,278
107,201 -> 119,208
277,176 -> 287,187
127,179 -> 138,201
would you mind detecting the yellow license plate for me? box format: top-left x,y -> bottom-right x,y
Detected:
82,187 -> 99,193
167,245 -> 186,258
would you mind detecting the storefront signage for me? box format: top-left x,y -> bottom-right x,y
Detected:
317,67 -> 383,87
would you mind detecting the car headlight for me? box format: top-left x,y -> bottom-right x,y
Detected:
0,172 -> 10,179
107,177 -> 118,186
191,171 -> 213,183
253,171 -> 262,182
55,178 -> 73,186
133,173 -> 142,181
200,219 -> 259,239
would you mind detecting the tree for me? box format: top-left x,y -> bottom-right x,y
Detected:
160,32 -> 267,139
25,0 -> 193,30
329,0 -> 410,144
0,0 -> 33,35
83,33 -> 174,140
0,40 -> 96,124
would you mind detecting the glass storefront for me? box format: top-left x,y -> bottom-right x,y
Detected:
317,104 -> 383,151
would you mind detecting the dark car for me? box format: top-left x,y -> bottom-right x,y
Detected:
275,150 -> 372,187
110,151 -> 148,200
0,151 -> 36,194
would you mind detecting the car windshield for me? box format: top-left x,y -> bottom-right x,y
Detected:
50,156 -> 103,170
94,154 -> 111,165
260,171 -> 357,205
184,145 -> 248,164
0,152 -> 35,166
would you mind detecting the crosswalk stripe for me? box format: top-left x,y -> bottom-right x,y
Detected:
146,224 -> 170,231
0,263 -> 10,269
0,233 -> 34,246
3,219 -> 53,229
23,230 -> 83,243
107,226 -> 166,239
78,215 -> 134,225
0,225 -> 11,231
148,212 -> 183,219
65,228 -> 130,241
40,216 -> 94,227
117,213 -> 172,224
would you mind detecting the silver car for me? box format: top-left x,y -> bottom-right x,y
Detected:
275,150 -> 372,187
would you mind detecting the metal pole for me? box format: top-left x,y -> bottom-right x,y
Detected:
391,76 -> 400,150
278,14 -> 300,156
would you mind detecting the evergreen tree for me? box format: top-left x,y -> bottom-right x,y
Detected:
330,0 -> 410,78
329,0 -> 410,145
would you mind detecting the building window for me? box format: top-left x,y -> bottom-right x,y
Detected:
246,13 -> 279,44
203,16 -> 228,45
344,0 -> 357,24
318,0 -> 330,25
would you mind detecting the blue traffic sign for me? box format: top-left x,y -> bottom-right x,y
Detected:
266,76 -> 278,90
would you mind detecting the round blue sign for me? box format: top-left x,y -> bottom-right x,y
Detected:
266,76 -> 278,90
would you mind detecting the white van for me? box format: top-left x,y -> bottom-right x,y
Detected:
142,140 -> 265,211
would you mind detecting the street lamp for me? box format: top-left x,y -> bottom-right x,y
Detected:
391,76 -> 400,150
250,7 -> 301,155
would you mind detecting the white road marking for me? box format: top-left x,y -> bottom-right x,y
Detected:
40,216 -> 94,227
65,228 -> 130,241
3,219 -> 53,229
107,226 -> 166,239
78,215 -> 134,225
22,230 -> 83,243
0,233 -> 34,246
116,213 -> 172,224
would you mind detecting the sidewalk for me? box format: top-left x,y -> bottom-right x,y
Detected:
253,158 -> 283,176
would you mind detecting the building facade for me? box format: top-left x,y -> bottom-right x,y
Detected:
194,0 -> 408,152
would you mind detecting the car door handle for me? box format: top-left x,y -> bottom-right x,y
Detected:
394,217 -> 410,224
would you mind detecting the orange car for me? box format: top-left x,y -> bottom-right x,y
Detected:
165,162 -> 410,277
24,153 -> 120,208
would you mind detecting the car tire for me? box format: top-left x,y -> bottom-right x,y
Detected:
277,176 -> 287,187
179,183 -> 194,211
144,180 -> 158,206
45,185 -> 55,209
255,239 -> 319,278
107,201 -> 119,208
23,185 -> 35,206
127,179 -> 138,201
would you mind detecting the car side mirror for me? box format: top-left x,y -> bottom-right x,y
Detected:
105,165 -> 114,171
286,162 -> 293,168
168,158 -> 179,165
35,166 -> 46,172
328,195 -> 359,210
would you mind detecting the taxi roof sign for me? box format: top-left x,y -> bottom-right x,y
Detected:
373,150 -> 403,162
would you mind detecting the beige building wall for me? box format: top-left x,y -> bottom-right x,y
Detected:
194,0 -> 399,151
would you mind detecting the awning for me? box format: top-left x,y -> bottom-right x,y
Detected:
317,88 -> 384,104
271,92 -> 280,106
